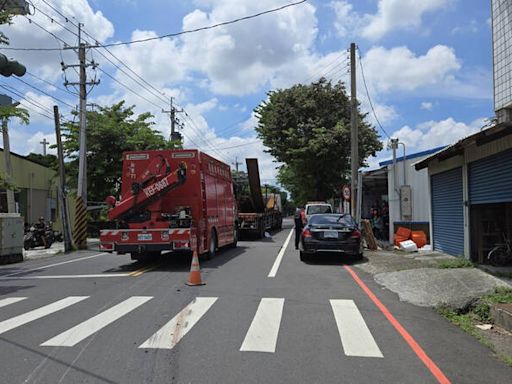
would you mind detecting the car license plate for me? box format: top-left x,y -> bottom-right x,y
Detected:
137,233 -> 152,241
324,231 -> 338,238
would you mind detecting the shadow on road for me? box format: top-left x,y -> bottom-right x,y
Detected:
300,252 -> 369,266
0,285 -> 36,295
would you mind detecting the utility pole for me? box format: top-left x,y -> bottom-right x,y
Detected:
62,23 -> 99,206
232,157 -> 242,173
53,106 -> 72,252
40,138 -> 49,156
2,117 -> 15,213
350,42 -> 358,217
163,97 -> 183,143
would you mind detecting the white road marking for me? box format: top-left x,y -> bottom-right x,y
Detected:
139,297 -> 218,350
0,296 -> 88,335
330,299 -> 383,358
0,297 -> 27,308
41,296 -> 153,347
5,273 -> 131,280
240,298 -> 284,353
3,253 -> 105,277
268,229 -> 294,278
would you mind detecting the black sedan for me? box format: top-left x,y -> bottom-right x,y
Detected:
299,214 -> 363,262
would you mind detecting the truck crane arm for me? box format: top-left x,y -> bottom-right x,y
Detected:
107,161 -> 187,221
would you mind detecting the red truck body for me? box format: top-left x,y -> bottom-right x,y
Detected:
99,149 -> 237,259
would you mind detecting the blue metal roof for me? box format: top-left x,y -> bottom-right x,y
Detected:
379,146 -> 447,167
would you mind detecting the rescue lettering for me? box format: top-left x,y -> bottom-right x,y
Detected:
143,178 -> 169,198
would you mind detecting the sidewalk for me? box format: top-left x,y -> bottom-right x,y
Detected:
355,249 -> 511,309
23,238 -> 100,261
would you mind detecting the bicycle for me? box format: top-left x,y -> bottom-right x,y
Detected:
487,234 -> 512,266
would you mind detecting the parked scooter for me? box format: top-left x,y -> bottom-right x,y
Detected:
23,218 -> 54,250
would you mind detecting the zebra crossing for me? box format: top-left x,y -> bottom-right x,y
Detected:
0,295 -> 383,358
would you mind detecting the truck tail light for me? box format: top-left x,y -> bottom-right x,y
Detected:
100,243 -> 113,250
351,230 -> 361,239
302,229 -> 312,238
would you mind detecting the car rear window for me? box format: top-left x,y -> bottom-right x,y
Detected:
308,214 -> 355,226
306,205 -> 332,215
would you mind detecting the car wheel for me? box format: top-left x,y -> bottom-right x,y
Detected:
299,251 -> 307,262
354,252 -> 364,261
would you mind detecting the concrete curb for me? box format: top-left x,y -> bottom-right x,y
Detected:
491,303 -> 512,333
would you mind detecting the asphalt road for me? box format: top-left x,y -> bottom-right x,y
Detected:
0,219 -> 511,384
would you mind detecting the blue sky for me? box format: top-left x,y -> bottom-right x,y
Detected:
0,0 -> 495,183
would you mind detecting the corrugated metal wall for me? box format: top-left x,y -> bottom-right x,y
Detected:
469,148 -> 512,204
431,167 -> 464,256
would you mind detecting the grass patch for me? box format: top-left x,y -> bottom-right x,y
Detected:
436,258 -> 474,269
437,287 -> 512,367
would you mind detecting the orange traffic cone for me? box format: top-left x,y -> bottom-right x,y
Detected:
186,250 -> 205,286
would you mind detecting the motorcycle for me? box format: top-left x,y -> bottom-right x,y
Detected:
23,225 -> 54,250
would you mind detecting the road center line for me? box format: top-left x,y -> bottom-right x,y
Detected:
344,266 -> 451,384
129,264 -> 156,277
268,229 -> 294,278
3,253 -> 105,277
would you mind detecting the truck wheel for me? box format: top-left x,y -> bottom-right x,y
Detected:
230,226 -> 238,248
206,230 -> 217,260
259,220 -> 265,239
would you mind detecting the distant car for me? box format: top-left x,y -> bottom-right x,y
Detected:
299,213 -> 363,262
304,203 -> 333,220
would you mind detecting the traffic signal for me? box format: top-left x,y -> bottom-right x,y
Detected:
0,53 -> 26,77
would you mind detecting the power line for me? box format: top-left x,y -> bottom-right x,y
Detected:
96,1 -> 308,48
357,48 -> 391,140
12,76 -> 75,109
95,66 -> 166,110
3,1 -> 308,51
26,71 -> 76,96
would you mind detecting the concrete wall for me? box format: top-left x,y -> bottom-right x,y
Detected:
0,150 -> 59,225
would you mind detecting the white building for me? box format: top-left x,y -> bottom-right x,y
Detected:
362,146 -> 445,242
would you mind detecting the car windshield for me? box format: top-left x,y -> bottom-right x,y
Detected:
307,205 -> 332,215
308,214 -> 355,227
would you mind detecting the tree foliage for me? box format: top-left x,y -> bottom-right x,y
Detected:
25,153 -> 58,169
255,78 -> 383,204
60,101 -> 177,202
0,10 -> 14,45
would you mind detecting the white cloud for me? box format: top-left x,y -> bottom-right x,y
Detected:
393,117 -> 484,151
180,0 -> 318,96
362,45 -> 460,93
4,0 -> 114,83
361,0 -> 450,40
420,101 -> 433,111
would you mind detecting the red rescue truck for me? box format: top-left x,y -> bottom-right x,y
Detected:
99,149 -> 237,260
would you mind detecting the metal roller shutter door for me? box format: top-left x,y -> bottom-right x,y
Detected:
469,148 -> 512,204
431,167 -> 464,256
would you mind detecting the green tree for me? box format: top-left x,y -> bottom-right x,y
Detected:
0,10 -> 14,45
255,78 -> 382,203
61,101 -> 177,202
25,153 -> 58,169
